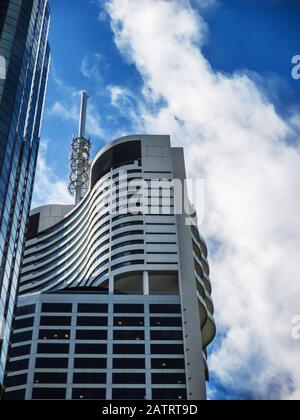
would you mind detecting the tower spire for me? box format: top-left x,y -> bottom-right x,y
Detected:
78,91 -> 89,138
68,91 -> 91,205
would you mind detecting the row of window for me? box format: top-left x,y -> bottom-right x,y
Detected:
24,211 -> 110,265
25,168 -> 142,247
13,315 -> 183,331
9,343 -> 184,357
7,357 -> 185,372
15,303 -> 181,316
25,166 -> 173,251
25,212 -> 143,260
23,222 -> 132,272
25,206 -> 109,257
6,372 -> 186,388
111,250 -> 145,261
5,387 -> 187,401
13,329 -> 183,343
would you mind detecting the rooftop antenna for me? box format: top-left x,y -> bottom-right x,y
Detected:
68,92 -> 91,205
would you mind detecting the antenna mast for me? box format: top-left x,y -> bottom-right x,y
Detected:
68,92 -> 91,205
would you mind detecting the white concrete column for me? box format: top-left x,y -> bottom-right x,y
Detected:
109,275 -> 114,294
143,271 -> 149,295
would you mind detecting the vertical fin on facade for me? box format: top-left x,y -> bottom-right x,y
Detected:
68,91 -> 91,205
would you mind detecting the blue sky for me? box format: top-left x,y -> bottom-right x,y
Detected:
36,0 -> 300,400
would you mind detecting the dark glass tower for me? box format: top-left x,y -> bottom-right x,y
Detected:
0,0 -> 51,394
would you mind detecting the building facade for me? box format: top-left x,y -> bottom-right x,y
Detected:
4,135 -> 215,400
0,0 -> 51,393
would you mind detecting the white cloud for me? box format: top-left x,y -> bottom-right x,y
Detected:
80,53 -> 104,83
49,100 -> 78,121
109,85 -> 132,106
32,140 -> 74,208
107,84 -> 141,125
104,0 -> 300,399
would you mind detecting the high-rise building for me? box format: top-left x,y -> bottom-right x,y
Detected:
0,0 -> 50,394
4,130 -> 216,400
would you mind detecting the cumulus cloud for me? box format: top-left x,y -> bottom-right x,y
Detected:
32,140 -> 74,209
107,84 -> 142,123
104,0 -> 300,399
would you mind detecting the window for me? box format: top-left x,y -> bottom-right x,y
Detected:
152,373 -> 186,385
113,358 -> 145,369
39,330 -> 70,340
112,221 -> 143,232
5,374 -> 27,388
77,303 -> 108,313
37,343 -> 69,354
40,316 -> 71,326
35,358 -> 68,369
114,272 -> 143,294
150,304 -> 181,314
112,250 -> 144,261
146,232 -> 176,236
32,388 -> 66,400
41,303 -> 72,313
13,317 -> 34,330
74,358 -> 107,369
112,240 -> 144,251
15,305 -> 35,317
146,223 -> 175,226
150,317 -> 182,327
114,304 -> 144,314
27,213 -> 40,239
112,260 -> 144,271
10,345 -> 31,358
113,330 -> 144,341
73,373 -> 106,384
12,330 -> 32,343
152,389 -> 187,400
113,373 -> 145,384
112,389 -> 146,400
147,242 -> 177,245
151,344 -> 184,355
72,389 -> 106,400
7,359 -> 29,372
77,317 -> 107,327
75,344 -> 107,355
113,344 -> 145,355
149,272 -> 179,294
34,373 -> 67,384
150,330 -> 183,341
112,230 -> 144,242
151,358 -> 185,369
91,140 -> 142,189
76,330 -> 107,341
3,389 -> 26,400
114,317 -> 144,327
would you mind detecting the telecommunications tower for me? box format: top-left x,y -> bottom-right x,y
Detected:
68,91 -> 91,205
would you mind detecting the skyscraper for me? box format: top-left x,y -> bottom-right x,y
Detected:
0,0 -> 50,394
4,127 -> 216,398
